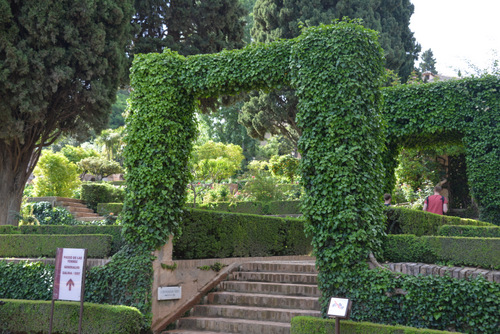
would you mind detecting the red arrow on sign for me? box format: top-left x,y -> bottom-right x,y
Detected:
66,279 -> 75,291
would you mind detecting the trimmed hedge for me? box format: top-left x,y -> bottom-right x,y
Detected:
0,226 -> 19,234
80,182 -> 125,211
291,316 -> 459,334
197,200 -> 301,215
381,234 -> 438,263
0,234 -> 112,258
0,299 -> 142,334
97,203 -> 124,216
20,225 -> 124,255
382,235 -> 500,269
385,207 -> 493,236
425,236 -> 500,269
173,209 -> 312,259
438,225 -> 500,238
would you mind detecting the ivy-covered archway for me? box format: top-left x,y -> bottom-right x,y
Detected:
122,20 -> 499,329
382,77 -> 500,223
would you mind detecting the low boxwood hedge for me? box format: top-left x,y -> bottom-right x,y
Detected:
0,234 -> 112,258
197,200 -> 302,215
20,225 -> 124,255
173,209 -> 312,259
0,299 -> 142,334
438,225 -> 500,238
385,207 -> 494,236
382,234 -> 500,269
291,316 -> 460,334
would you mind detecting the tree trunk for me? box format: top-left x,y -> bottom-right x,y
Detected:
0,140 -> 40,226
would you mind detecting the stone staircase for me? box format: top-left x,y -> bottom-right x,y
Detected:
164,260 -> 321,334
54,197 -> 105,222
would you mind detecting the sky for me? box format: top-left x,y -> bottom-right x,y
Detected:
410,0 -> 500,77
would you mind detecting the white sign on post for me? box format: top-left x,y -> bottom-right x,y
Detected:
53,248 -> 86,301
327,297 -> 350,318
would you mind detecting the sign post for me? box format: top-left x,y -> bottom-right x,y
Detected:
327,297 -> 351,334
49,248 -> 87,334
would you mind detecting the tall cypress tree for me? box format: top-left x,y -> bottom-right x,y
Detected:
240,0 -> 420,146
132,0 -> 247,56
0,0 -> 133,226
420,48 -> 438,74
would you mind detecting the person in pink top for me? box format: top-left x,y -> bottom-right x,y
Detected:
423,185 -> 448,215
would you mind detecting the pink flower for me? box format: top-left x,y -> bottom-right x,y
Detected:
252,176 -> 255,179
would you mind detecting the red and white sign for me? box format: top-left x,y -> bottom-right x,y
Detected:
53,248 -> 86,301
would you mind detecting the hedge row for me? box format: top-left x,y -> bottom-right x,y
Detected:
382,235 -> 500,269
438,225 -> 500,238
197,200 -> 301,215
0,299 -> 142,334
0,234 -> 112,258
20,225 -> 124,255
173,209 -> 312,259
291,316 -> 459,334
385,207 -> 493,236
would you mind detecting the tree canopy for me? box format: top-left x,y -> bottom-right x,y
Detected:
131,0 -> 247,56
419,48 -> 438,74
240,0 -> 420,146
0,0 -> 133,225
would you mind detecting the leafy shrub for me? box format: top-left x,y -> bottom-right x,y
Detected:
32,151 -> 81,197
198,200 -> 301,215
81,182 -> 125,211
0,261 -> 53,300
30,201 -> 77,225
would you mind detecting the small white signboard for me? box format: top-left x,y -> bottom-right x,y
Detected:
327,297 -> 350,318
53,248 -> 86,301
158,286 -> 182,300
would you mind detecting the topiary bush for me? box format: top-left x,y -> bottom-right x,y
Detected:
81,182 -> 125,211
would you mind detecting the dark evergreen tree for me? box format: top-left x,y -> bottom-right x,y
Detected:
0,0 -> 133,226
419,48 -> 438,74
132,0 -> 247,56
242,0 -> 420,145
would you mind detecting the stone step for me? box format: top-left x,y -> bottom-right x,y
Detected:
164,331 -> 236,334
176,317 -> 290,334
231,271 -> 318,284
220,281 -> 320,297
191,305 -> 320,323
76,216 -> 106,222
64,206 -> 94,213
205,292 -> 320,310
73,211 -> 101,218
237,261 -> 317,274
